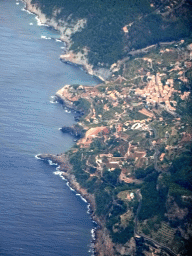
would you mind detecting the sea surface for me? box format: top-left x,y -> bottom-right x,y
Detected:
0,1 -> 98,255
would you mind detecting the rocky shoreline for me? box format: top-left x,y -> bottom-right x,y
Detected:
55,93 -> 84,121
60,125 -> 85,139
20,1 -> 116,254
37,153 -> 115,256
22,0 -> 111,82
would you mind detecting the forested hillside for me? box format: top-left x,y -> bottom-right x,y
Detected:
31,0 -> 192,66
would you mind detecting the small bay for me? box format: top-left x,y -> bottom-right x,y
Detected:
0,0 -> 98,255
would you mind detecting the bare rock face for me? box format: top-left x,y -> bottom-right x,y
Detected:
187,43 -> 192,51
23,0 -> 86,44
94,228 -> 115,256
61,125 -> 84,138
38,153 -> 72,172
115,237 -> 136,255
60,50 -> 112,81
166,196 -> 188,221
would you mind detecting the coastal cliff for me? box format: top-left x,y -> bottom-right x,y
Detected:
37,153 -> 117,256
60,125 -> 85,138
23,0 -> 192,255
22,0 -> 111,81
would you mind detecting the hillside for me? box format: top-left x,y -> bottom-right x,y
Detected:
30,0 -> 192,67
24,0 -> 192,255
53,41 -> 192,256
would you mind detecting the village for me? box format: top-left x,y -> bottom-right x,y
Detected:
53,40 -> 192,255
56,41 -> 191,174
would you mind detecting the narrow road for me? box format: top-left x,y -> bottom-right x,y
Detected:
134,126 -> 178,256
134,189 -> 177,256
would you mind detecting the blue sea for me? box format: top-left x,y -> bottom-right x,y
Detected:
0,1 -> 98,255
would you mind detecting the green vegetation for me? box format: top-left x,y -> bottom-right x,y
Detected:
32,0 -> 192,66
170,150 -> 192,192
111,222 -> 134,244
103,169 -> 121,186
139,172 -> 166,221
129,110 -> 148,120
73,98 -> 90,114
32,1 -> 192,253
135,165 -> 154,179
95,189 -> 113,216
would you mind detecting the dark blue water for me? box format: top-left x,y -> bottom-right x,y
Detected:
0,1 -> 98,255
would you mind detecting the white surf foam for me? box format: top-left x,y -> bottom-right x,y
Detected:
56,166 -> 60,171
35,16 -> 49,27
35,151 -> 96,256
21,7 -> 35,15
88,247 -> 94,256
55,39 -> 62,42
81,197 -> 87,203
66,182 -> 75,191
87,204 -> 91,214
35,154 -> 41,160
50,100 -> 58,104
53,170 -> 67,180
50,96 -> 58,104
91,228 -> 96,240
76,193 -> 87,203
48,160 -> 58,166
65,183 -> 88,203
41,35 -> 51,40
29,23 -> 33,26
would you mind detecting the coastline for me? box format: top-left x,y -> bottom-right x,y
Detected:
12,2 -> 192,256
35,153 -> 115,256
20,1 -> 114,253
21,0 -> 111,82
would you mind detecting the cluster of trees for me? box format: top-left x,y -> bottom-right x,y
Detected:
137,146 -> 192,222
73,98 -> 90,115
135,165 -> 154,179
139,172 -> 166,221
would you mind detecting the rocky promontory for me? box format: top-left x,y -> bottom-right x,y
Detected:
38,153 -> 72,171
60,125 -> 85,139
37,152 -> 117,256
55,92 -> 80,112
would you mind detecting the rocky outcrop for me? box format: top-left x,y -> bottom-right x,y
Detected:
60,50 -> 111,81
55,93 -> 85,120
55,92 -> 77,109
60,125 -> 85,138
38,153 -> 72,172
166,196 -> 188,221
